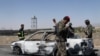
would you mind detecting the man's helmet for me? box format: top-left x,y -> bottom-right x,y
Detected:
85,19 -> 90,25
21,24 -> 24,26
21,24 -> 24,28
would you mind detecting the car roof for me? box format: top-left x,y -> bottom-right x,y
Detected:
36,29 -> 55,33
24,29 -> 55,40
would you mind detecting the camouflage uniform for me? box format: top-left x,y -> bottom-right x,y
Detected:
56,20 -> 67,56
85,24 -> 94,48
85,24 -> 93,38
67,25 -> 74,38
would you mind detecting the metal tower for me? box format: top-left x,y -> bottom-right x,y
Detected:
31,16 -> 37,29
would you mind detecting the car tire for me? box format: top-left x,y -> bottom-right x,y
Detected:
13,47 -> 22,55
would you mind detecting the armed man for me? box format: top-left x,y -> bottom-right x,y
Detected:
53,16 -> 70,56
18,24 -> 25,40
67,23 -> 74,38
84,19 -> 94,48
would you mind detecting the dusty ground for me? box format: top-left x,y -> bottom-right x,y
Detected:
0,36 -> 18,45
0,32 -> 100,47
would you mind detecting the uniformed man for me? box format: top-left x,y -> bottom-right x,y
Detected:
67,23 -> 74,38
84,19 -> 94,48
55,16 -> 70,56
18,24 -> 25,40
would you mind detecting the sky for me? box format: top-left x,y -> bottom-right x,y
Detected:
0,0 -> 100,30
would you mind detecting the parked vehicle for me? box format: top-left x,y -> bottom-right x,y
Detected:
67,37 -> 95,56
11,30 -> 96,56
11,30 -> 56,56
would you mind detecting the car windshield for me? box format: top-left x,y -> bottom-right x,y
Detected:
26,32 -> 44,41
44,32 -> 56,42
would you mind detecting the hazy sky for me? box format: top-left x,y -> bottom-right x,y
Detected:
0,0 -> 100,30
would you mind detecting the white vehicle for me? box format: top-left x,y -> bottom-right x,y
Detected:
11,30 -> 56,56
11,30 -> 96,56
67,36 -> 96,56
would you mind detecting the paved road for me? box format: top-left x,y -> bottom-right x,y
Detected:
96,47 -> 100,56
0,45 -> 100,56
0,45 -> 36,56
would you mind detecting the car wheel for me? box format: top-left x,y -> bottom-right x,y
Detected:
13,47 -> 22,55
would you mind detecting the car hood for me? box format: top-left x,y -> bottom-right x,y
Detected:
11,40 -> 25,46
